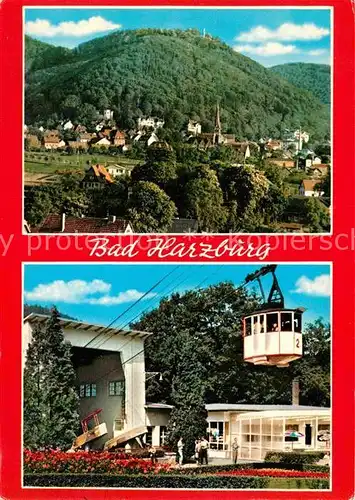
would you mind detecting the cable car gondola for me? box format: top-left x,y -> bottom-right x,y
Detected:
242,265 -> 305,368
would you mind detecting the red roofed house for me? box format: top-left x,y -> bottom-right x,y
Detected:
43,135 -> 66,150
299,179 -> 324,197
112,130 -> 126,147
31,214 -> 134,234
81,164 -> 114,190
308,164 -> 329,179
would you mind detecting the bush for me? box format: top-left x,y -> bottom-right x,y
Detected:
23,450 -> 171,474
24,473 -> 267,489
264,451 -> 325,465
174,462 -> 329,474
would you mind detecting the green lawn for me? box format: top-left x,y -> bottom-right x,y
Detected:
24,152 -> 141,174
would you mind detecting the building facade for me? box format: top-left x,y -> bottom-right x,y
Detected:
206,404 -> 330,460
23,314 -> 151,449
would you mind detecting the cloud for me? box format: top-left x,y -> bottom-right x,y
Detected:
24,280 -> 156,305
234,42 -> 299,56
308,49 -> 327,56
292,275 -> 331,297
25,16 -> 121,37
87,289 -> 156,305
236,23 -> 330,42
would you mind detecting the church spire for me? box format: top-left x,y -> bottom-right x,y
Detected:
213,102 -> 222,145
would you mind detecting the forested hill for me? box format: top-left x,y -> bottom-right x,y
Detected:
24,303 -> 76,320
270,63 -> 331,106
25,30 -> 329,140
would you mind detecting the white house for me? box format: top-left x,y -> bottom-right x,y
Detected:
23,314 -> 151,449
133,131 -> 159,146
104,109 -> 114,120
299,179 -> 324,197
63,120 -> 74,130
106,164 -> 132,178
138,117 -> 165,130
91,137 -> 111,148
187,120 -> 202,136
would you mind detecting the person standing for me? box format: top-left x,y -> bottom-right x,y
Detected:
232,437 -> 239,464
195,439 -> 201,465
149,444 -> 157,464
200,437 -> 209,465
177,437 -> 184,466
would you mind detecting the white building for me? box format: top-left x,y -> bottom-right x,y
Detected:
206,404 -> 330,460
104,109 -> 114,120
299,179 -> 324,197
138,117 -> 165,130
63,120 -> 74,130
187,120 -> 202,136
23,314 -> 151,449
106,164 -> 132,178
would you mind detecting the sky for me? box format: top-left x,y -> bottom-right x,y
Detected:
24,263 -> 331,328
24,8 -> 331,66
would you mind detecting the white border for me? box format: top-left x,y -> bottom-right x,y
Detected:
21,261 -> 333,492
22,6 -> 333,236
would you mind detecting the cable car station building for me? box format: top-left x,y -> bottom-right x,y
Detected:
23,313 -> 330,458
206,404 -> 331,460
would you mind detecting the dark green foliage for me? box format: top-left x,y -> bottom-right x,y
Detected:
23,303 -> 75,320
134,284 -> 330,413
264,451 -> 325,465
181,165 -> 228,232
23,308 -> 79,450
127,181 -> 177,232
24,473 -> 267,489
270,63 -> 330,105
304,197 -> 330,233
290,319 -> 331,407
25,174 -> 90,226
25,30 -> 329,140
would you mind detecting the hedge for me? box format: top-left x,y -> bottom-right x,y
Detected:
264,451 -> 325,465
24,474 -> 267,489
174,462 -> 329,474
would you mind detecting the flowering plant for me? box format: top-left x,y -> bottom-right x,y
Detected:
215,468 -> 329,479
23,449 -> 172,475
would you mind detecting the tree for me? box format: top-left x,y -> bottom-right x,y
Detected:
182,165 -> 228,232
290,319 -> 330,406
127,181 -> 177,232
131,161 -> 177,189
304,197 -> 330,232
23,307 -> 79,450
133,283 -> 330,421
219,164 -> 270,231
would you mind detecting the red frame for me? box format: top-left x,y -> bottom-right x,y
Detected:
0,0 -> 354,498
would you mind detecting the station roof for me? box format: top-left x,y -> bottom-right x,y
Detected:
145,403 -> 174,410
206,404 -> 330,412
24,313 -> 152,339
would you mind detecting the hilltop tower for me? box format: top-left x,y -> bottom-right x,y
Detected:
213,102 -> 223,145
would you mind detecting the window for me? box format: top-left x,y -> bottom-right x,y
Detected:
294,312 -> 302,333
109,380 -> 125,396
266,313 -> 279,332
245,317 -> 252,336
281,312 -> 292,332
79,383 -> 96,398
160,426 -> 167,446
208,421 -> 225,450
114,418 -> 124,431
146,426 -> 153,445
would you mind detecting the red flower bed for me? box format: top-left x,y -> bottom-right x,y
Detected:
216,468 -> 329,479
24,450 -> 172,475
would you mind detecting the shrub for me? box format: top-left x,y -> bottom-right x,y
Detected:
24,473 -> 267,489
23,450 -> 171,475
264,451 -> 325,465
174,462 -> 329,474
